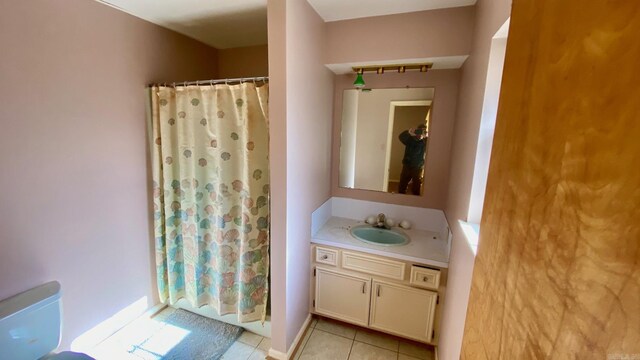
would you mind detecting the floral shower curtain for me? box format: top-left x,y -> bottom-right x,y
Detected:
150,82 -> 269,322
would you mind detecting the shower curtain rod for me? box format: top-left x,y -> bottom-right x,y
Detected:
149,76 -> 268,87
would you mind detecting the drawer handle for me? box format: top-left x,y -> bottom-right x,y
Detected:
376,285 -> 381,297
321,254 -> 329,260
362,282 -> 366,294
423,276 -> 429,282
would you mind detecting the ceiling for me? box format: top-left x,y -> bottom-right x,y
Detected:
96,0 -> 267,49
307,0 -> 477,22
96,0 -> 476,49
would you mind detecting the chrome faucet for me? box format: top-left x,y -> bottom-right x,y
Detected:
373,213 -> 390,229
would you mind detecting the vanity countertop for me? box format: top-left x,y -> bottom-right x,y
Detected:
312,217 -> 449,268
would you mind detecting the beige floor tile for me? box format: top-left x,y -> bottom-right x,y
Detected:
348,341 -> 398,360
298,329 -> 353,360
221,341 -> 256,360
398,354 -> 422,360
248,346 -> 268,360
237,331 -> 264,347
315,317 -> 357,339
398,339 -> 434,360
257,337 -> 271,352
293,326 -> 314,360
354,329 -> 399,352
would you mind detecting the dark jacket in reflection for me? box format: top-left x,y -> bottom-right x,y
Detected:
399,130 -> 427,168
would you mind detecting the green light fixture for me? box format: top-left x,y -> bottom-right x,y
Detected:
351,63 -> 433,89
353,69 -> 365,88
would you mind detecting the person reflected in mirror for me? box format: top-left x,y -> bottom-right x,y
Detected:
398,124 -> 427,195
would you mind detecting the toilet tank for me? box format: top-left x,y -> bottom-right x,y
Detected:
0,281 -> 62,360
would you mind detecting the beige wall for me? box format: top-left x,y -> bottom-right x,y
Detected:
325,7 -> 475,65
438,0 -> 512,359
217,44 -> 269,78
268,0 -> 334,354
0,0 -> 217,350
331,71 -> 460,210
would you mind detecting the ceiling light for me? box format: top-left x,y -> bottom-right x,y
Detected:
353,69 -> 365,88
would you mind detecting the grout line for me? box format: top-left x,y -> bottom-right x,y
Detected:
352,340 -> 400,354
296,328 -> 314,359
345,338 -> 355,360
312,327 -> 356,341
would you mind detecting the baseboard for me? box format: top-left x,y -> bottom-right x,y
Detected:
267,348 -> 287,360
268,313 -> 312,360
435,346 -> 439,360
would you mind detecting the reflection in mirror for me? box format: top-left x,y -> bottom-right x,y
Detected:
339,88 -> 434,196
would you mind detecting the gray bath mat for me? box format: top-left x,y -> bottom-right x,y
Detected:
131,307 -> 243,360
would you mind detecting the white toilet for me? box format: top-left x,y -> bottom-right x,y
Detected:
0,281 -> 94,360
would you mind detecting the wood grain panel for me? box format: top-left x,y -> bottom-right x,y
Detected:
461,1 -> 640,359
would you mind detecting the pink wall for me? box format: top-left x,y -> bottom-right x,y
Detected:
267,0 -> 288,353
268,0 -> 334,354
331,71 -> 461,209
438,0 -> 512,359
325,7 -> 475,65
218,44 -> 269,78
0,0 -> 217,349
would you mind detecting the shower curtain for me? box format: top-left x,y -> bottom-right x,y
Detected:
150,82 -> 269,322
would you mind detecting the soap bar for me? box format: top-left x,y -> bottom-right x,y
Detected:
399,220 -> 411,229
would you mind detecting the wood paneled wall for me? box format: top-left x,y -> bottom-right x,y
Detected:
461,1 -> 640,359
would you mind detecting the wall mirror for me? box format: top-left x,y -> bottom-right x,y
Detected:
339,87 -> 434,196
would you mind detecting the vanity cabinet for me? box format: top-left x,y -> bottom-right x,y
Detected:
370,280 -> 437,342
311,245 -> 445,345
314,268 -> 371,327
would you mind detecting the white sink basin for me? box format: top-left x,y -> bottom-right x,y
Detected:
350,225 -> 409,246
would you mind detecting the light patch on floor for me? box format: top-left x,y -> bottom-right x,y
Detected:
87,307 -> 267,360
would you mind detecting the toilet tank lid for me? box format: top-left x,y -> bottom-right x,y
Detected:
0,281 -> 61,321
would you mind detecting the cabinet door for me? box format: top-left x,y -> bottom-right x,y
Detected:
369,280 -> 437,342
315,267 -> 371,327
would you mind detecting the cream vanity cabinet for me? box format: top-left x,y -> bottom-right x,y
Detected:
369,280 -> 437,341
315,268 -> 371,327
311,245 -> 444,344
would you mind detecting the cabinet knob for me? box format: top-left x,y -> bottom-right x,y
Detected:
321,255 -> 329,260
423,276 -> 429,282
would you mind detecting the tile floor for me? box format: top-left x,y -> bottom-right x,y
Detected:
87,308 -> 271,360
292,317 -> 435,360
89,309 -> 433,360
220,330 -> 271,360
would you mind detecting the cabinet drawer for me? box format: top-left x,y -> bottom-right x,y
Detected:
342,251 -> 405,280
316,247 -> 338,266
409,266 -> 441,290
